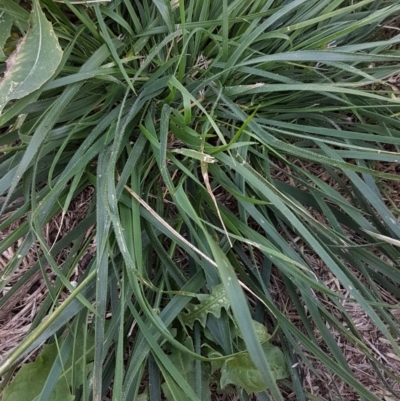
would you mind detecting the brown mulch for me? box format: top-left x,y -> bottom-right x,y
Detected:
0,187 -> 95,361
266,147 -> 400,400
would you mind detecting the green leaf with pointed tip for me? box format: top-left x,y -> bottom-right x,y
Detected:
183,284 -> 230,328
220,343 -> 289,394
0,0 -> 62,114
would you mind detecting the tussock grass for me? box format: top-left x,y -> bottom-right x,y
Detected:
1,0 -> 400,400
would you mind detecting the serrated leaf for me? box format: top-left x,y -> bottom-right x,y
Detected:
0,0 -> 63,114
183,284 -> 230,328
220,343 -> 289,393
162,337 -> 211,401
3,343 -> 75,401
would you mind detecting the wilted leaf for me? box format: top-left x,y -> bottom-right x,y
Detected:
0,0 -> 62,114
183,284 -> 230,328
220,343 -> 289,393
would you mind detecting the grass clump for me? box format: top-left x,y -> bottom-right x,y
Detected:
1,0 -> 400,400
